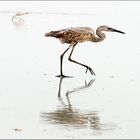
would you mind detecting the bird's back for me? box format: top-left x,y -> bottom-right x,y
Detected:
69,27 -> 95,34
45,27 -> 95,44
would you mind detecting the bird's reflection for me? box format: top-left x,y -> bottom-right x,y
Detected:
40,77 -> 116,134
12,12 -> 29,27
41,78 -> 101,129
58,77 -> 96,114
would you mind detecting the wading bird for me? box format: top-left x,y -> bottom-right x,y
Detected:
45,25 -> 125,78
12,11 -> 29,26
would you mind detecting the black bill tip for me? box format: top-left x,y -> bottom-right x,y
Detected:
108,27 -> 125,34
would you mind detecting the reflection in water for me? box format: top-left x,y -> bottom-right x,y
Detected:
11,11 -> 29,26
40,78 -> 116,135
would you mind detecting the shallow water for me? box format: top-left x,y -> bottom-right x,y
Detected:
0,1 -> 140,138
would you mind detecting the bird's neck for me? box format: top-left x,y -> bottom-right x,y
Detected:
91,29 -> 106,43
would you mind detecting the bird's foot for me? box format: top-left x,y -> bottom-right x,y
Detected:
85,66 -> 96,76
56,74 -> 73,78
85,79 -> 96,87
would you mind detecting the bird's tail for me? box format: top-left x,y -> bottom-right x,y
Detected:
45,31 -> 63,38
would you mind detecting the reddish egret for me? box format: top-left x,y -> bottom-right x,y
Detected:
45,25 -> 125,78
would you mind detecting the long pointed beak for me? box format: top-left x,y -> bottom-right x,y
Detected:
108,28 -> 125,34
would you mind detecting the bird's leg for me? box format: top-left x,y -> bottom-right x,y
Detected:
56,45 -> 72,78
68,46 -> 96,76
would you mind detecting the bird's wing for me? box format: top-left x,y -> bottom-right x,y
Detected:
47,27 -> 95,37
45,27 -> 95,44
68,27 -> 95,35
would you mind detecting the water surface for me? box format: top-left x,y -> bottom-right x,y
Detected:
0,1 -> 140,138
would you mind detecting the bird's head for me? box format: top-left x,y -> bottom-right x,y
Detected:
98,25 -> 125,34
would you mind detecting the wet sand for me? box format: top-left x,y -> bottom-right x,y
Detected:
0,1 -> 140,138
